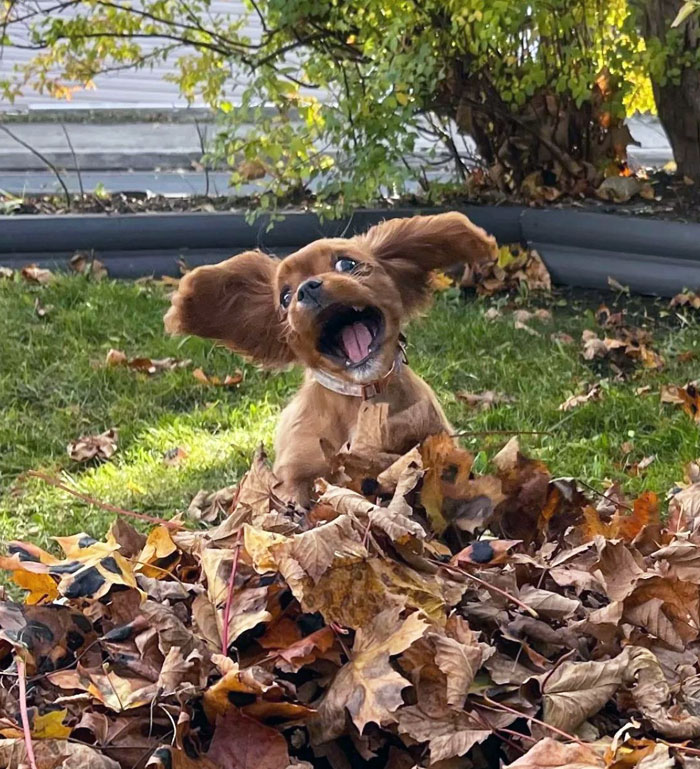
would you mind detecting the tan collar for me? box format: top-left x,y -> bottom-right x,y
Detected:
312,351 -> 404,400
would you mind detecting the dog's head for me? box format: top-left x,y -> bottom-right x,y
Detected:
164,212 -> 497,383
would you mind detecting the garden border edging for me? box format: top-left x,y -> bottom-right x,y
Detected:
1,206 -> 699,296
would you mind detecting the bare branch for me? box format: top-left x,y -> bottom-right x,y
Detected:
0,122 -> 71,208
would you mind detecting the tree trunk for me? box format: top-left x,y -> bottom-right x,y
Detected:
641,0 -> 700,180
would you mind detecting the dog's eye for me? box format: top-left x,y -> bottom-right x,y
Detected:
335,258 -> 357,273
280,287 -> 292,309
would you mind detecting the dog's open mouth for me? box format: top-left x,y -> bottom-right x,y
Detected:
317,304 -> 384,367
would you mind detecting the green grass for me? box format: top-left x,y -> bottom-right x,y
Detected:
1,273 -> 699,550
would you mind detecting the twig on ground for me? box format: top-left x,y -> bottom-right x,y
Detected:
450,429 -> 552,438
17,657 -> 39,769
434,559 -> 539,617
24,470 -> 183,530
221,529 -> 243,655
481,696 -> 585,746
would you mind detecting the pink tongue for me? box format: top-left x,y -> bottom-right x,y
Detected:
341,322 -> 373,363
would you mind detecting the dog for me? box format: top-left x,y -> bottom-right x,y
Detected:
164,212 -> 498,505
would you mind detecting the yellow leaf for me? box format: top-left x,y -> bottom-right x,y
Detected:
244,524 -> 289,573
32,709 -> 71,739
137,525 -> 179,578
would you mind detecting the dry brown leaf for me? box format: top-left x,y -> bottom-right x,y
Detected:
433,618 -> 488,708
67,428 -> 118,462
397,704 -> 492,763
207,707 -> 290,768
504,738 -> 604,768
193,367 -> 244,387
455,390 -> 514,411
106,348 -> 191,375
21,263 -> 53,284
670,291 -> 700,310
0,739 -> 121,768
541,654 -> 630,732
558,383 -> 603,411
313,607 -> 429,741
661,382 -> 700,423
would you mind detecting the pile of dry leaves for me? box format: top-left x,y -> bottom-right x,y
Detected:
3,407 -> 700,769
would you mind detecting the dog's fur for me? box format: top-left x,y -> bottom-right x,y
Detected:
164,212 -> 497,504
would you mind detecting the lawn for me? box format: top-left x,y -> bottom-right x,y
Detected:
1,272 -> 698,551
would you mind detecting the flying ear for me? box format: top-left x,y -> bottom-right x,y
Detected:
355,212 -> 498,314
164,250 -> 294,368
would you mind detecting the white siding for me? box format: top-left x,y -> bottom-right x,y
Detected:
1,1 -> 259,109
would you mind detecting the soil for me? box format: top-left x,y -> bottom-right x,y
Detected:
2,170 -> 700,224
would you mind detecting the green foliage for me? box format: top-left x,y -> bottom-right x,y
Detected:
1,0 -> 693,210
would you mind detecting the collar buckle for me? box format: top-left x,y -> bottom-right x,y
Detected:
361,382 -> 381,400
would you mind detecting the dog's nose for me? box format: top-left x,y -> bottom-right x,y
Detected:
297,278 -> 323,304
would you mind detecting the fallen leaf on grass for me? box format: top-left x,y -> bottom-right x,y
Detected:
581,328 -> 664,371
455,390 -> 514,411
429,270 -> 454,291
34,297 -> 51,318
106,348 -> 191,375
67,428 -> 118,462
70,251 -> 108,280
661,382 -> 700,423
595,304 -> 626,328
193,367 -> 244,387
558,383 -> 603,411
163,446 -> 188,466
670,291 -> 700,310
20,263 -> 53,284
551,331 -> 575,345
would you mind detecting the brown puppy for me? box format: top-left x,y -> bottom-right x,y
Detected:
165,212 -> 497,504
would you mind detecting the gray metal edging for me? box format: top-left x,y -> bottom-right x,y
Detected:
1,205 -> 699,296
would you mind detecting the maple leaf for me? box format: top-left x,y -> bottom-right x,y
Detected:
207,708 -> 290,769
505,738 -> 604,768
273,514 -> 364,584
313,607 -> 429,741
396,704 -> 492,763
579,491 -> 659,543
433,617 -> 490,708
0,740 -> 121,768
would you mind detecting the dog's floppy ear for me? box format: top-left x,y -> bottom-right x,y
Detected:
164,250 -> 294,368
356,212 -> 498,314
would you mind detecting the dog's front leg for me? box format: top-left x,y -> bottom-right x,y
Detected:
273,397 -> 332,508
